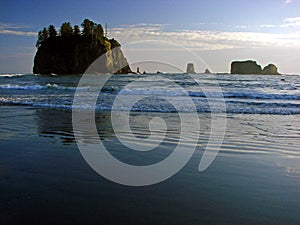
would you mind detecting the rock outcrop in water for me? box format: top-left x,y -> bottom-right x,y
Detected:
186,63 -> 196,74
262,64 -> 280,75
231,60 -> 280,75
231,60 -> 262,74
204,68 -> 212,74
33,19 -> 132,75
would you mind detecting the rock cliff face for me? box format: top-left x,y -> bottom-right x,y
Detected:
33,36 -> 132,74
231,60 -> 280,75
231,60 -> 262,74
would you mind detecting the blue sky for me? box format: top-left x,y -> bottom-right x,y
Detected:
0,0 -> 299,74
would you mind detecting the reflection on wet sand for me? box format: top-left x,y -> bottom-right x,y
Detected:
36,108 -> 115,144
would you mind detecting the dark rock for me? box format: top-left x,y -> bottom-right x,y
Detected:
231,60 -> 262,74
186,63 -> 196,74
262,64 -> 280,75
204,68 -> 212,74
33,36 -> 132,75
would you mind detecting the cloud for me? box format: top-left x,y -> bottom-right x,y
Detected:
111,24 -> 300,51
0,23 -> 36,36
257,17 -> 300,28
0,29 -> 36,36
281,17 -> 300,27
235,25 -> 247,29
259,24 -> 277,28
285,0 -> 293,4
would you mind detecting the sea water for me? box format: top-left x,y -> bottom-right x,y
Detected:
0,73 -> 299,224
1,73 -> 300,114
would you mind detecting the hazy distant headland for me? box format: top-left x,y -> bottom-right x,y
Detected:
33,19 -> 132,75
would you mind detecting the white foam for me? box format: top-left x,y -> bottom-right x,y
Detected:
0,73 -> 26,77
0,83 -> 89,91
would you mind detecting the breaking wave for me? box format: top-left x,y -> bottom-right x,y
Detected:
0,83 -> 89,91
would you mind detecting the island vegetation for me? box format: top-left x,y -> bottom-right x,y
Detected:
33,19 -> 132,74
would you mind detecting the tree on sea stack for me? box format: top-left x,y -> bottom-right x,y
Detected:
94,24 -> 104,41
36,27 -> 48,48
48,25 -> 57,37
60,22 -> 73,36
42,27 -> 49,40
81,19 -> 94,37
73,25 -> 81,36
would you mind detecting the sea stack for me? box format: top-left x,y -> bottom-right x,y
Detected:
231,60 -> 262,74
231,60 -> 280,75
262,64 -> 280,75
204,68 -> 212,74
33,19 -> 132,75
186,63 -> 196,74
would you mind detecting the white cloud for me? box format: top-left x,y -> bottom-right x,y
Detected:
235,25 -> 247,29
111,24 -> 300,51
259,24 -> 277,28
285,0 -> 293,4
281,17 -> 300,27
0,29 -> 36,36
0,23 -> 36,36
238,17 -> 300,29
122,23 -> 167,29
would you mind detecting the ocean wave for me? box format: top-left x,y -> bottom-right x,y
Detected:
0,83 -> 89,91
222,91 -> 300,100
0,73 -> 27,78
225,100 -> 300,108
1,99 -> 300,115
2,83 -> 300,110
120,88 -> 187,96
118,89 -> 300,100
0,84 -> 44,90
1,81 -> 299,100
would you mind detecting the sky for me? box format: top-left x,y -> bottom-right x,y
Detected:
0,0 -> 300,74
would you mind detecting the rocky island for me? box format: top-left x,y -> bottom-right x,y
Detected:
231,60 -> 280,75
33,19 -> 132,74
186,63 -> 196,74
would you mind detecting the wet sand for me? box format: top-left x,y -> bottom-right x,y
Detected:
0,106 -> 300,225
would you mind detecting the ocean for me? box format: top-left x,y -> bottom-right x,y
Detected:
0,73 -> 300,224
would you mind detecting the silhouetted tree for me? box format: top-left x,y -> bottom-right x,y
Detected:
36,19 -> 107,48
81,19 -> 94,37
48,25 -> 57,37
36,31 -> 43,48
36,27 -> 48,48
42,27 -> 49,39
60,22 -> 73,36
94,24 -> 104,41
73,25 -> 81,36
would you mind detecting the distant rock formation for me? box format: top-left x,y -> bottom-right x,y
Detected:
33,19 -> 132,75
262,64 -> 280,75
204,68 -> 212,74
231,60 -> 262,74
186,63 -> 196,74
231,60 -> 280,75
